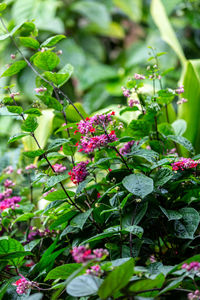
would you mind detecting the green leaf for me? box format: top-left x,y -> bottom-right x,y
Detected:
45,263 -> 81,281
33,50 -> 60,71
122,174 -> 154,199
71,1 -> 110,29
0,251 -> 32,261
12,213 -> 34,224
7,106 -> 23,114
0,238 -> 26,266
81,232 -> 119,244
44,70 -> 72,87
65,102 -> 88,122
70,209 -> 93,230
19,37 -> 40,49
129,274 -> 165,297
50,211 -> 77,230
23,149 -> 45,158
67,275 -> 103,297
154,168 -> 173,187
172,119 -> 187,136
38,95 -> 63,111
47,138 -> 70,152
46,174 -> 69,188
98,258 -> 134,299
151,0 -> 186,66
134,202 -> 148,225
174,207 -> 200,239
159,207 -> 182,221
44,189 -> 71,201
8,132 -> 29,144
0,3 -> 7,12
158,276 -> 184,295
41,35 -> 66,47
167,135 -> 194,154
24,108 -> 42,116
21,115 -> 38,132
124,225 -> 143,239
1,60 -> 27,77
113,0 -> 142,22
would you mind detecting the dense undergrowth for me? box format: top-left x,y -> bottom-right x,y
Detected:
0,2 -> 200,300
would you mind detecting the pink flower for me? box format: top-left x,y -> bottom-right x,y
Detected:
12,275 -> 37,295
4,179 -> 15,188
172,158 -> 199,171
122,87 -> 131,98
86,265 -> 102,276
0,196 -> 21,211
69,161 -> 89,184
128,99 -> 139,107
17,168 -> 22,174
188,290 -> 200,300
177,98 -> 188,105
71,246 -> 109,264
52,163 -> 66,173
182,262 -> 200,272
34,87 -> 47,93
3,166 -> 14,174
134,73 -> 145,80
10,54 -> 16,59
119,141 -> 135,155
25,164 -> 37,170
175,85 -> 184,94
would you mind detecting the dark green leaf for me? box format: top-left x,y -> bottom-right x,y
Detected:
45,263 -> 81,281
23,149 -> 45,158
7,106 -> 23,114
38,95 -> 63,111
159,207 -> 182,221
24,108 -> 42,116
21,115 -> 38,132
154,168 -> 173,187
70,209 -> 93,230
122,174 -> 154,199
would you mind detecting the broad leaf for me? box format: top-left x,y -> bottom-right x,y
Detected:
67,275 -> 103,297
122,174 -> 154,199
33,50 -> 60,71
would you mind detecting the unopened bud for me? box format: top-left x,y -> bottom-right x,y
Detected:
10,54 -> 16,60
56,50 -> 62,55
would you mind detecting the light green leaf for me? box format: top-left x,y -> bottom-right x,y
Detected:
151,0 -> 186,66
154,168 -> 173,187
67,275 -> 103,297
41,34 -> 66,47
23,149 -> 45,158
98,258 -> 134,299
19,37 -> 40,49
33,50 -> 60,71
113,0 -> 142,22
21,115 -> 38,132
8,132 -> 29,144
1,60 -> 27,77
167,135 -> 194,154
172,119 -> 187,136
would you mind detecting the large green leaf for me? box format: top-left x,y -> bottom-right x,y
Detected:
178,60 -> 200,152
174,207 -> 200,239
33,51 -> 60,71
67,275 -> 103,297
71,1 -> 110,29
1,61 -> 27,77
122,174 -> 154,199
98,258 -> 134,299
151,0 -> 186,66
0,238 -> 27,266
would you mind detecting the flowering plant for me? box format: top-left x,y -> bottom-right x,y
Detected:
0,7 -> 200,300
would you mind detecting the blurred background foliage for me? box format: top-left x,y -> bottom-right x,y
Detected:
0,0 -> 200,163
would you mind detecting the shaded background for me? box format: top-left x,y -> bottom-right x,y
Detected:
0,0 -> 200,166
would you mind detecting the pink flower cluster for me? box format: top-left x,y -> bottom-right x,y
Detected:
3,166 -> 14,174
78,131 -> 118,153
0,196 -> 21,211
25,164 -> 37,170
71,245 -> 109,264
134,73 -> 145,80
128,99 -> 139,107
182,262 -> 200,272
119,141 -> 135,155
175,85 -> 184,94
52,163 -> 66,173
122,87 -> 131,98
12,275 -> 37,295
188,290 -> 200,300
4,179 -> 15,188
177,98 -> 188,105
34,86 -> 47,93
172,158 -> 200,171
76,113 -> 115,135
68,161 -> 89,184
86,265 -> 102,276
